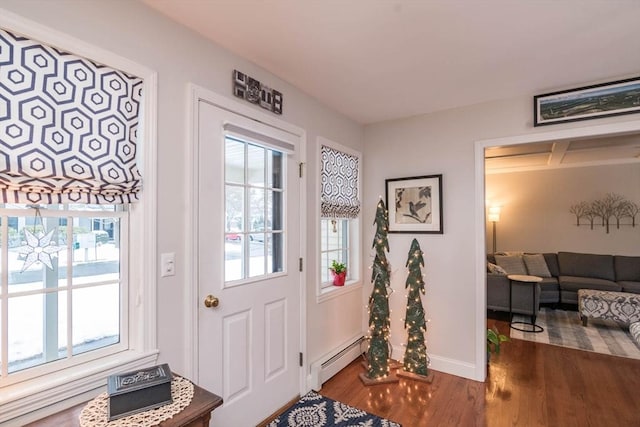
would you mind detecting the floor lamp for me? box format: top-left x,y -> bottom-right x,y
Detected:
488,206 -> 501,254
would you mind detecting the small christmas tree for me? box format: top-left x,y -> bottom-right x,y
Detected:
398,238 -> 433,382
360,199 -> 398,384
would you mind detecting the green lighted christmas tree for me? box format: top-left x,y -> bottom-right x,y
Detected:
363,199 -> 393,381
401,238 -> 430,378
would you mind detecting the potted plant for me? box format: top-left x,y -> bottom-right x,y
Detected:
330,260 -> 347,286
486,326 -> 509,362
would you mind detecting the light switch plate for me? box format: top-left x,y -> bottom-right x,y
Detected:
160,252 -> 175,277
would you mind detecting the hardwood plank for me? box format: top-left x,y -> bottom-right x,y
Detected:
319,319 -> 640,426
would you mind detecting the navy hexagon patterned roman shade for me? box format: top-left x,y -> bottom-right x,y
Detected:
0,28 -> 143,204
320,145 -> 360,219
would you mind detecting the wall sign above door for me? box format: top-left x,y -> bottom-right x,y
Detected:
233,70 -> 283,115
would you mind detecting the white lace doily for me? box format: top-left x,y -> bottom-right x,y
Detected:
79,376 -> 195,427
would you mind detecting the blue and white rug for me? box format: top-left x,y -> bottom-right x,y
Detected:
267,391 -> 401,427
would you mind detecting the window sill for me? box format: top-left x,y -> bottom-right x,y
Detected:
317,280 -> 362,303
0,349 -> 159,425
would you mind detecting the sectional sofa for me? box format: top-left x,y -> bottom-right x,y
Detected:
487,251 -> 640,316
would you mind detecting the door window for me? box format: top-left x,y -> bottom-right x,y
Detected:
224,136 -> 285,283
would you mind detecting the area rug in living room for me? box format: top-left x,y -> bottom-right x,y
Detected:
267,391 -> 401,427
511,307 -> 640,360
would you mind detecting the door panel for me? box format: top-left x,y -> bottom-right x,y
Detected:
264,298 -> 286,381
197,100 -> 301,426
223,310 -> 251,403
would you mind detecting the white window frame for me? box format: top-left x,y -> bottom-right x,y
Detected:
0,10 -> 158,425
223,135 -> 288,285
316,137 -> 362,303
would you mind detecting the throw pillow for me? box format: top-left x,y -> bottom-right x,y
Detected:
494,255 -> 528,275
523,254 -> 552,278
487,262 -> 507,275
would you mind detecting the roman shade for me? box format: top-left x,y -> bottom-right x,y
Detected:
0,28 -> 143,204
320,145 -> 360,219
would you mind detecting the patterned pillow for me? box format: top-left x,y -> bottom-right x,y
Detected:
523,254 -> 552,278
494,255 -> 528,275
487,262 -> 507,275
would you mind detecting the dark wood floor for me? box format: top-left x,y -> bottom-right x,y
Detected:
319,319 -> 640,427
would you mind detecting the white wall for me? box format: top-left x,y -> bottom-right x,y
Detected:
0,0 -> 364,386
486,163 -> 640,255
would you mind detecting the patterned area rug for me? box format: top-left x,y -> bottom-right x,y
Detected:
511,308 -> 640,359
267,391 -> 401,427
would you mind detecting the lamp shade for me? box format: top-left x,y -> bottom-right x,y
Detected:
488,206 -> 501,222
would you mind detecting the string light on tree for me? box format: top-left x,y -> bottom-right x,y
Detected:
360,199 -> 398,385
397,238 -> 434,383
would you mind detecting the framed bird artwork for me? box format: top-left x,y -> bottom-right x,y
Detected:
385,174 -> 443,234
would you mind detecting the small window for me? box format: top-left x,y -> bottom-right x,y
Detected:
318,138 -> 361,291
320,218 -> 350,287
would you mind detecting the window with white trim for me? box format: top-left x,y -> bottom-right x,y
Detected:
0,21 -> 155,417
319,140 -> 361,289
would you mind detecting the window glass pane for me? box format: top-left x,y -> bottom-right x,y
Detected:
321,252 -> 330,283
249,234 -> 265,277
9,217 -> 63,294
249,188 -> 265,232
8,291 -> 67,373
321,219 -> 328,249
72,284 -> 119,355
225,237 -> 244,282
225,185 -> 244,232
247,144 -> 265,186
225,138 -> 245,184
270,232 -> 284,274
71,218 -> 120,286
271,191 -> 282,231
269,150 -> 283,190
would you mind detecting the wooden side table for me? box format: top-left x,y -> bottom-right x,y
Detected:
507,274 -> 543,333
24,379 -> 222,427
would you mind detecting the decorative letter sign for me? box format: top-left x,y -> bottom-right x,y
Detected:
233,70 -> 282,115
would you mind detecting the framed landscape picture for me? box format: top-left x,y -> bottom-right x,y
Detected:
534,76 -> 640,126
385,174 -> 443,234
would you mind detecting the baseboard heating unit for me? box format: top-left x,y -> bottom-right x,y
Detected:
310,335 -> 364,391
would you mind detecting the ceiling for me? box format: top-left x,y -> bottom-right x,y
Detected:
141,0 -> 640,171
142,0 -> 640,125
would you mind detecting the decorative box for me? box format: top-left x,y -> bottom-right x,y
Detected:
107,363 -> 173,420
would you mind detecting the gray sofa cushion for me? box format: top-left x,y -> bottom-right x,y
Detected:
539,277 -> 560,304
619,281 -> 640,294
495,255 -> 527,275
558,252 -> 615,281
559,275 -> 621,292
523,254 -> 551,277
614,256 -> 640,281
543,253 -> 560,277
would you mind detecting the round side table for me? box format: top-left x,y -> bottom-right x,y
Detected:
507,274 -> 543,333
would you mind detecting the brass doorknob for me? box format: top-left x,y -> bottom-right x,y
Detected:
204,295 -> 219,308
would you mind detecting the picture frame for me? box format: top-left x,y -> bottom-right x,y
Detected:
534,76 -> 640,126
385,174 -> 443,234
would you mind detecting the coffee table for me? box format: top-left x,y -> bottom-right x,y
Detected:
507,274 -> 543,333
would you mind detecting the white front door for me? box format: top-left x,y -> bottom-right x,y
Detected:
197,99 -> 302,426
